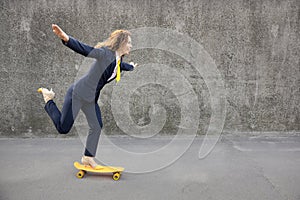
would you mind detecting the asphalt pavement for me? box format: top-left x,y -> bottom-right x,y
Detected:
1,134 -> 300,200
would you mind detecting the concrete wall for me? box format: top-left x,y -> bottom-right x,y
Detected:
0,0 -> 299,137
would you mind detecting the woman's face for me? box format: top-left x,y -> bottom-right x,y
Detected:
119,36 -> 132,56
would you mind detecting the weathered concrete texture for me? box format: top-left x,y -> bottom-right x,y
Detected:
0,0 -> 299,136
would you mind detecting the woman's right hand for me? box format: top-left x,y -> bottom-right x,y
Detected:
52,24 -> 69,42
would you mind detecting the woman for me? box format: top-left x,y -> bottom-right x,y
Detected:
38,24 -> 136,169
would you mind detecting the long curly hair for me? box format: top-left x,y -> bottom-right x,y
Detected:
95,29 -> 131,51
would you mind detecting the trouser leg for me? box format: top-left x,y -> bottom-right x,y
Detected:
44,85 -> 81,134
81,102 -> 103,157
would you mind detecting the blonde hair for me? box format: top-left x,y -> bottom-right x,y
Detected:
95,29 -> 131,51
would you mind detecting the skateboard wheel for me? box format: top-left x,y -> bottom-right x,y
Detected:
37,88 -> 43,93
76,170 -> 85,179
112,172 -> 121,181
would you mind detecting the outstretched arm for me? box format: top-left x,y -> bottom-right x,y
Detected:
52,24 -> 104,59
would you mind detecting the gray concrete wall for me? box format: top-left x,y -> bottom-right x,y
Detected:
0,0 -> 299,137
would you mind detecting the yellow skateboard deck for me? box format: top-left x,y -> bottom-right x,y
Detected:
73,161 -> 124,180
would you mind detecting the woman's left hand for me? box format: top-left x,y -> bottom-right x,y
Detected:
129,62 -> 138,68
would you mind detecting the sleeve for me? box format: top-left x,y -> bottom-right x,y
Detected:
62,36 -> 105,60
120,62 -> 134,71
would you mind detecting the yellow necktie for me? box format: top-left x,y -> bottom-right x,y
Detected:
116,59 -> 121,82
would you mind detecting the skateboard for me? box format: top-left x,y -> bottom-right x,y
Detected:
73,162 -> 124,180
